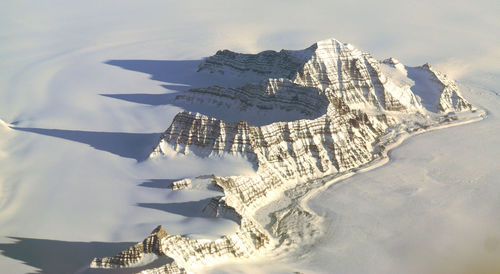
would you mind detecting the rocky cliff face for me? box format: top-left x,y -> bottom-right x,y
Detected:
91,38 -> 476,273
198,45 -> 316,79
172,78 -> 329,120
199,39 -> 471,114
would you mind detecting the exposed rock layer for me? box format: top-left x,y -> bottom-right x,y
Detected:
173,78 -> 329,118
91,38 -> 475,273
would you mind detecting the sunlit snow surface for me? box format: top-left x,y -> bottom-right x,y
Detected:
1,1 -> 499,273
202,76 -> 500,274
299,81 -> 500,274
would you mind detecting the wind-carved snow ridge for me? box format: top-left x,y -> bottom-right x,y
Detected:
90,38 -> 481,273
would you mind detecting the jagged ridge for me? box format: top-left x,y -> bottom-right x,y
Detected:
91,38 -> 476,273
199,38 -> 471,113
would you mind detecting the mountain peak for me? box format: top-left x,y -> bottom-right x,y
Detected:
311,38 -> 360,55
198,38 -> 472,113
92,38 -> 478,273
314,37 -> 346,47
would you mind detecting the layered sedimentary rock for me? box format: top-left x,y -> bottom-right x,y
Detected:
154,105 -> 389,209
91,38 -> 475,273
172,78 -> 329,118
199,39 -> 471,114
198,46 -> 316,79
92,219 -> 269,274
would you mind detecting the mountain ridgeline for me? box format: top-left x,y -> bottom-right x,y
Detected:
91,38 -> 476,274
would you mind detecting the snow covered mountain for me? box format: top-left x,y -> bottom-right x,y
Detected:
90,38 -> 480,274
198,39 -> 471,113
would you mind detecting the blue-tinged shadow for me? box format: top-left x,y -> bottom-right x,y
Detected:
101,91 -> 325,126
103,59 -> 330,126
137,198 -> 214,218
105,59 -> 266,91
138,179 -> 180,189
12,127 -> 161,162
406,65 -> 442,113
138,198 -> 239,224
106,60 -> 200,89
101,92 -> 180,106
0,237 -> 173,274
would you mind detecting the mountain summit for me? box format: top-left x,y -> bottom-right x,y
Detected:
199,38 -> 471,113
91,38 -> 479,274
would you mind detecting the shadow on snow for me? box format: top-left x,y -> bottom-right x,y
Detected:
12,127 -> 161,162
137,198 -> 216,219
138,179 -> 181,189
103,59 -> 327,126
0,237 -> 173,274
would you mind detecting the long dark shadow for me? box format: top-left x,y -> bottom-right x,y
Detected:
137,198 -> 240,225
105,59 -> 259,91
0,237 -> 174,274
137,198 -> 214,218
103,59 -> 329,126
138,179 -> 180,189
105,60 -> 202,89
101,93 -> 179,106
12,127 -> 161,162
100,91 -> 328,127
